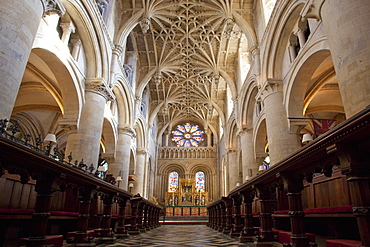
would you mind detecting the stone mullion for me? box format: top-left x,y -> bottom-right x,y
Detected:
230,194 -> 242,237
239,190 -> 256,243
222,197 -> 233,235
115,198 -> 129,238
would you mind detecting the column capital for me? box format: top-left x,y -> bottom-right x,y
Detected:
85,78 -> 115,101
300,0 -> 325,21
236,126 -> 253,137
136,147 -> 147,155
256,79 -> 283,101
42,0 -> 66,17
113,44 -> 124,55
119,126 -> 136,138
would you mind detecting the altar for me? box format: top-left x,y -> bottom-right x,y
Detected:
165,178 -> 208,207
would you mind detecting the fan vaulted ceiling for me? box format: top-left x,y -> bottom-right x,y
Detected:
122,0 -> 254,131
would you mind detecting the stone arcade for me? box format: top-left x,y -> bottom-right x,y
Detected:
0,0 -> 369,246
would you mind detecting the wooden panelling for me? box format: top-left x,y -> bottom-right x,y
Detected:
302,170 -> 351,209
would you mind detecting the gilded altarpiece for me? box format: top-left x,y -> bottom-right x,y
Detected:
166,179 -> 208,207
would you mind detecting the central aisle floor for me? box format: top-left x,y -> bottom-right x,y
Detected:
98,225 -> 253,246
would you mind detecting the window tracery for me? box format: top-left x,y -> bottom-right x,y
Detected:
171,123 -> 204,147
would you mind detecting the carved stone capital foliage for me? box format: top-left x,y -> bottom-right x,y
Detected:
300,0 -> 326,21
256,79 -> 283,101
236,127 -> 253,138
137,147 -> 147,155
85,78 -> 115,102
42,0 -> 66,17
118,126 -> 136,138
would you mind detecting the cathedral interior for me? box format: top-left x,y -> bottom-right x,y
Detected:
0,0 -> 369,246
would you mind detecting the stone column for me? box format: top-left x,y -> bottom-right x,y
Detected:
280,172 -> 309,247
257,80 -> 301,165
227,150 -> 240,189
71,39 -> 82,60
65,79 -> 113,170
0,0 -> 64,120
238,128 -> 259,179
135,148 -> 146,195
109,127 -> 135,190
60,21 -> 75,44
239,190 -> 256,243
302,0 -> 370,117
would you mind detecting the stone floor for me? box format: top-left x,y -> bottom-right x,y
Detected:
98,225 -> 253,246
97,225 -> 327,246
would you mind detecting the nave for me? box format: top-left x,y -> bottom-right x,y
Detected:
98,225 -> 250,247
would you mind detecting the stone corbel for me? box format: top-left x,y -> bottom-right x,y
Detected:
300,0 -> 326,22
42,0 -> 66,17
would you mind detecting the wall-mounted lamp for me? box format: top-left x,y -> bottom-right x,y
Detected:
258,165 -> 265,172
245,176 -> 250,181
302,133 -> 313,144
44,133 -> 56,155
129,182 -> 134,193
236,183 -> 240,187
116,176 -> 123,187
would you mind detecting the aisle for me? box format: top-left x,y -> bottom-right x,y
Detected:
99,225 -> 252,246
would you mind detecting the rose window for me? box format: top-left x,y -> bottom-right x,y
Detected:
172,123 -> 204,147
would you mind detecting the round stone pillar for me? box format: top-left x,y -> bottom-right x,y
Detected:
65,79 -> 110,169
319,0 -> 370,117
0,0 -> 64,119
258,80 -> 301,165
238,128 -> 259,179
135,148 -> 147,196
227,150 -> 240,189
109,127 -> 135,190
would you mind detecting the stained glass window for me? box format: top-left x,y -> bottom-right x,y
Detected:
168,171 -> 179,192
172,123 -> 204,147
195,171 -> 205,192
